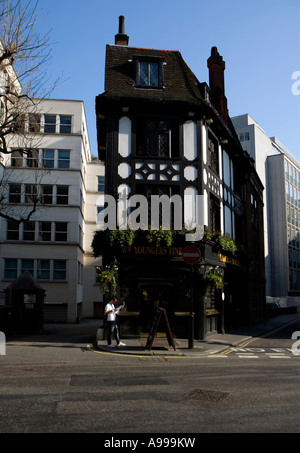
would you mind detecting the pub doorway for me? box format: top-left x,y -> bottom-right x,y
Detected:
139,282 -> 173,334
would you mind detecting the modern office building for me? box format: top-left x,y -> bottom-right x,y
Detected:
94,18 -> 265,339
232,114 -> 300,307
0,98 -> 104,329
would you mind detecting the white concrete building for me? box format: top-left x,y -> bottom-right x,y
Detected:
0,99 -> 104,323
232,114 -> 300,307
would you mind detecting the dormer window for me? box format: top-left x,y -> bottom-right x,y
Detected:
134,56 -> 164,88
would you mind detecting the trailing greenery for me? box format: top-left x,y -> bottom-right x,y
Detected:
96,266 -> 117,296
145,227 -> 174,247
207,267 -> 223,290
91,227 -> 253,264
108,228 -> 135,248
214,234 -> 237,254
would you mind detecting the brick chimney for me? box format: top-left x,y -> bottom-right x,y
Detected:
115,16 -> 129,46
207,47 -> 228,124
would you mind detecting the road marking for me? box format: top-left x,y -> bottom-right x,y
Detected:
266,353 -> 291,359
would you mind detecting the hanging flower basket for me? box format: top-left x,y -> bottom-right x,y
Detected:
96,266 -> 117,296
207,268 -> 223,291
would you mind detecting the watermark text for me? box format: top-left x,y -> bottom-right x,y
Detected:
291,71 -> 300,95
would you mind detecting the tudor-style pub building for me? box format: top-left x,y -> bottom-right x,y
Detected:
95,17 -> 265,339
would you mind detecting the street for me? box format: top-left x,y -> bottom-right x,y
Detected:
0,318 -> 299,434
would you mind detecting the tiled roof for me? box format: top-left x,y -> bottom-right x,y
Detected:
103,45 -> 205,104
6,271 -> 45,292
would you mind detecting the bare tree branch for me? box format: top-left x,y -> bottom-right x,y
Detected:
0,0 -> 59,223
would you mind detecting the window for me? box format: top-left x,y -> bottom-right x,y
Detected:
21,259 -> 34,276
251,192 -> 258,229
97,176 -> 105,192
59,116 -> 72,134
7,221 -> 19,240
208,131 -> 219,174
25,184 -> 37,204
139,62 -> 159,87
42,149 -> 55,168
13,113 -> 25,133
23,222 -> 35,241
29,114 -> 40,133
239,132 -> 250,142
54,260 -> 66,280
97,205 -> 105,222
39,222 -> 51,241
41,185 -> 53,204
9,184 -> 21,203
44,115 -> 56,133
26,149 -> 39,168
26,149 -> 39,167
58,150 -> 70,169
135,57 -> 163,88
209,194 -> 221,233
37,260 -> 50,280
55,222 -> 68,242
56,186 -> 69,205
11,149 -> 23,167
4,259 -> 18,279
136,118 -> 179,158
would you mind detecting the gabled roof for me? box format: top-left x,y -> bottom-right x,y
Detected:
5,271 -> 45,292
102,44 -> 205,105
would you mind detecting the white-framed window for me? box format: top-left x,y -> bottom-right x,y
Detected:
57,150 -> 70,169
55,222 -> 68,242
21,259 -> 34,276
3,258 -> 68,281
97,176 -> 105,192
53,260 -> 67,280
59,115 -> 72,134
239,132 -> 250,142
39,222 -> 52,241
23,222 -> 35,241
4,259 -> 18,279
37,260 -> 50,280
56,186 -> 69,205
44,114 -> 56,133
11,149 -> 23,167
42,149 -> 55,168
6,221 -> 19,240
41,185 -> 53,204
26,149 -> 39,168
9,184 -> 21,203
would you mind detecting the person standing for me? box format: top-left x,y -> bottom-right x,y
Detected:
104,296 -> 126,347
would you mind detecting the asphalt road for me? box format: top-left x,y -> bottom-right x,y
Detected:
0,318 -> 299,435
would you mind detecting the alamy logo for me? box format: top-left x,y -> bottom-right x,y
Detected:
291,331 -> 300,356
0,331 -> 6,356
96,191 -> 205,242
291,71 -> 300,95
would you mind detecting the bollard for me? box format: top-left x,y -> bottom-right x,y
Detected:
0,331 -> 6,356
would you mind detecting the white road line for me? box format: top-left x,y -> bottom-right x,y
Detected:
267,355 -> 291,359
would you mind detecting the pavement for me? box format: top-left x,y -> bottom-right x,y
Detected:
6,312 -> 299,358
95,312 -> 300,357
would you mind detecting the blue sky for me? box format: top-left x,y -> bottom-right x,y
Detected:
37,0 -> 300,159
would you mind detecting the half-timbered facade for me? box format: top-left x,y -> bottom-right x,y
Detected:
95,18 -> 265,339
